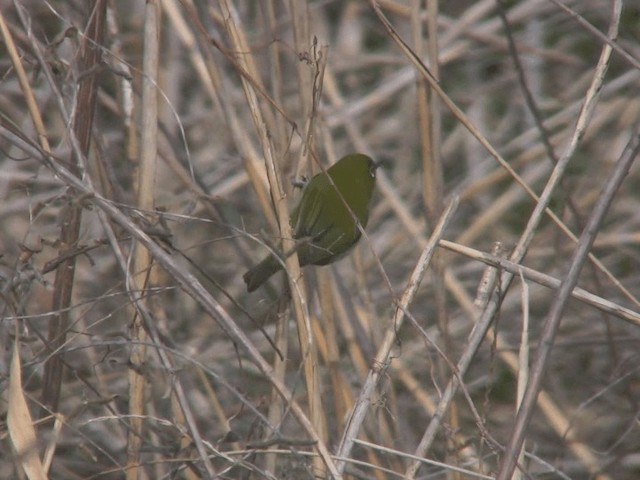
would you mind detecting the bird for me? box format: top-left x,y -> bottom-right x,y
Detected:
243,153 -> 377,292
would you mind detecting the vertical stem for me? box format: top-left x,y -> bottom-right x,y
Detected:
42,0 -> 106,414
126,1 -> 160,478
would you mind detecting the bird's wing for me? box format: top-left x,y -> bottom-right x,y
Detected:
292,183 -> 329,239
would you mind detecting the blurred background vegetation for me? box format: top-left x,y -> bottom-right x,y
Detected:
1,0 -> 639,478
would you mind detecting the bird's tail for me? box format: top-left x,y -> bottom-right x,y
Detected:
243,255 -> 282,292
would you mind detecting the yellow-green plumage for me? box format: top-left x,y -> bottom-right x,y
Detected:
243,153 -> 377,292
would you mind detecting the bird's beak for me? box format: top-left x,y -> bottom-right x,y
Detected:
373,157 -> 391,171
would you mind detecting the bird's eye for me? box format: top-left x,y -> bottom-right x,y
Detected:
369,165 -> 377,178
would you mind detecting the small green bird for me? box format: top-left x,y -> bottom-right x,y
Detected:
243,153 -> 377,292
